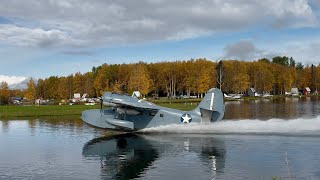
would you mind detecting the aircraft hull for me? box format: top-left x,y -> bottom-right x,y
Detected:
81,108 -> 205,131
81,88 -> 224,131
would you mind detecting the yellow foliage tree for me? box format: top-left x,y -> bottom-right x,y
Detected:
0,81 -> 10,105
297,66 -> 312,90
182,60 -> 197,96
128,63 -> 151,96
57,77 -> 69,99
249,61 -> 275,93
24,78 -> 36,102
223,60 -> 249,93
73,72 -> 83,95
195,59 -> 215,97
83,72 -> 95,97
93,64 -> 110,96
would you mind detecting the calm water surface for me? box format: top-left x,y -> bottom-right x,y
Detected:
1,97 -> 320,179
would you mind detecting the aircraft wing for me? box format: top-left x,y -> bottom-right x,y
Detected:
103,92 -> 159,110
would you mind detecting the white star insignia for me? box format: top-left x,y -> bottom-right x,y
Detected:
182,115 -> 191,124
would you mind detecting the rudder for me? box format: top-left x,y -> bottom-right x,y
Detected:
193,88 -> 224,122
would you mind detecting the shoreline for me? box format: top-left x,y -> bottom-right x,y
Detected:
0,95 -> 317,118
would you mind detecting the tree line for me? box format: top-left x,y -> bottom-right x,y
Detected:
1,56 -> 320,104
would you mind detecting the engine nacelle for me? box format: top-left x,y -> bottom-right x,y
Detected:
103,101 -> 117,107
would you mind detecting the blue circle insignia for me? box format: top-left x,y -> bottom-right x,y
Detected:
181,113 -> 192,124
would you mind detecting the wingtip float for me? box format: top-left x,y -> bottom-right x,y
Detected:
81,88 -> 224,131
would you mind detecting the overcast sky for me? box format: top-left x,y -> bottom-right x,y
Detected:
1,0 -> 320,84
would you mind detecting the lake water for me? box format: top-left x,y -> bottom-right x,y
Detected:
1,97 -> 320,179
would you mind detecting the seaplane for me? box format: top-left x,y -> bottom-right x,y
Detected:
81,88 -> 224,131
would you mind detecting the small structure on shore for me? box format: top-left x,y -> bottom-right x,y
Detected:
291,88 -> 299,96
248,88 -> 261,97
303,87 -> 311,95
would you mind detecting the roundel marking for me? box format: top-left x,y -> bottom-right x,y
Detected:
181,113 -> 192,124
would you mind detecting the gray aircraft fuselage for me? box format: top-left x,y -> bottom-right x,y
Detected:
81,88 -> 224,131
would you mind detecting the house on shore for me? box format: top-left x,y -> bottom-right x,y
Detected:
303,87 -> 311,95
248,88 -> 261,97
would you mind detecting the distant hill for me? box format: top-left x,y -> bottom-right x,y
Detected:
9,77 -> 37,90
0,75 -> 26,88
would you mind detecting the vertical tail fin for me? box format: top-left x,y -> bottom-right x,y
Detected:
193,88 -> 225,123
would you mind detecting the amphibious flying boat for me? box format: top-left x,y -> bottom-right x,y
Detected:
81,88 -> 224,131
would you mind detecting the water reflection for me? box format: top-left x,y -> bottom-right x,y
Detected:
28,119 -> 37,135
1,120 -> 9,133
224,97 -> 320,120
82,134 -> 226,180
0,116 -> 85,134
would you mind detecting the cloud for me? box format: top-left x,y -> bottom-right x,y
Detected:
222,38 -> 320,65
0,24 -> 68,47
0,75 -> 26,86
284,41 -> 320,65
223,40 -> 262,60
0,0 -> 317,48
61,50 -> 95,56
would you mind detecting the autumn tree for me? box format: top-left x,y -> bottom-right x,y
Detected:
83,72 -> 95,97
128,63 -> 151,96
310,64 -> 317,91
57,77 -> 69,99
271,64 -> 296,94
10,89 -> 24,98
24,78 -> 37,102
93,64 -> 110,96
106,64 -> 131,93
173,61 -> 185,95
195,59 -> 215,97
36,79 -> 45,99
73,72 -> 84,95
147,63 -> 161,96
66,75 -> 74,99
248,61 -> 274,93
0,82 -> 10,105
296,65 -> 312,90
14,58 -> 320,99
222,60 -> 249,94
278,66 -> 294,93
181,60 -> 197,96
314,65 -> 320,93
43,76 -> 60,99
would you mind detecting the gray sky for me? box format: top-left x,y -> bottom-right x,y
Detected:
0,0 -> 320,84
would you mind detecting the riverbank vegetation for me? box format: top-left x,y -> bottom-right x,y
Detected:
0,105 -> 99,118
1,56 -> 320,105
0,102 -> 198,118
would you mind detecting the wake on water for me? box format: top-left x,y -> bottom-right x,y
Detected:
139,116 -> 320,136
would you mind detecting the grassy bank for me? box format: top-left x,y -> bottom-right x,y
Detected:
0,105 -> 100,118
157,103 -> 197,111
149,98 -> 201,104
0,102 -> 197,118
